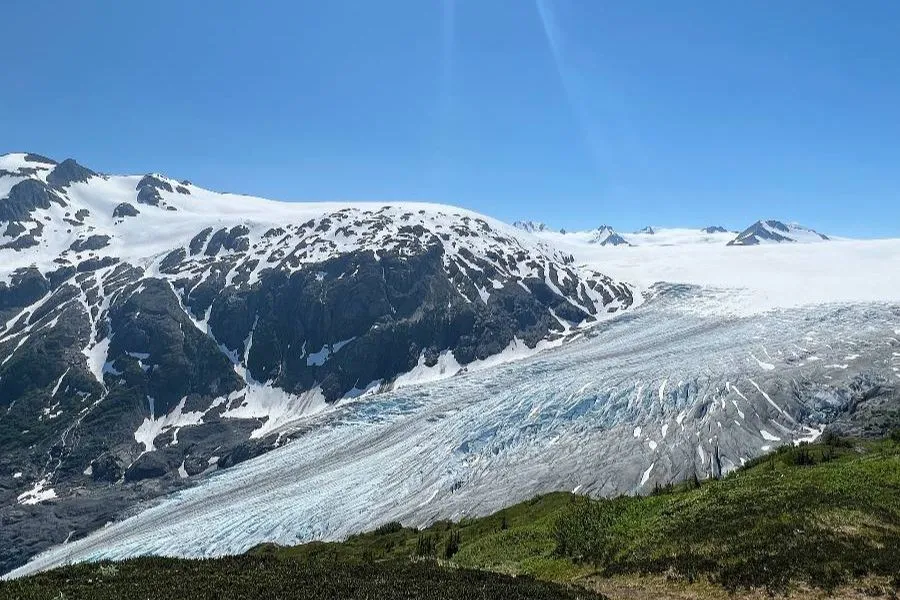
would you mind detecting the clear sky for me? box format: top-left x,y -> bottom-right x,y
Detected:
2,1 -> 899,237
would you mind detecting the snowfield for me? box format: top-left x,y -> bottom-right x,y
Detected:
536,228 -> 900,315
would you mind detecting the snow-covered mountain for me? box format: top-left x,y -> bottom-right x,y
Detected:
3,155 -> 897,578
512,220 -> 831,249
588,225 -> 631,246
0,152 -> 636,572
528,225 -> 736,249
727,220 -> 829,246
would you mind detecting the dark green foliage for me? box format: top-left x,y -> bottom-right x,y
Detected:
739,438 -> 855,472
415,534 -> 436,558
688,471 -> 701,490
791,443 -> 815,466
373,521 -> 404,536
821,430 -> 851,448
444,530 -> 461,559
891,428 -> 900,444
552,498 -> 625,564
0,556 -> 605,600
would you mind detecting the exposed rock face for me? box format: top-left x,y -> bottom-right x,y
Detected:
69,235 -> 111,252
46,158 -> 97,189
112,203 -> 139,219
0,180 -> 65,222
136,174 -> 179,209
0,151 -> 635,573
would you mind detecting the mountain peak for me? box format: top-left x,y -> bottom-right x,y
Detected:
46,158 -> 97,189
589,225 -> 630,246
512,220 -> 548,233
728,220 -> 829,246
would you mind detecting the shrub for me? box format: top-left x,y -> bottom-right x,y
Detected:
552,498 -> 624,565
374,521 -> 404,536
688,472 -> 701,490
820,430 -> 850,447
444,531 -> 461,560
791,445 -> 815,466
416,534 -> 436,558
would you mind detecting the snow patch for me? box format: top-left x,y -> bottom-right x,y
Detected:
759,429 -> 781,442
134,397 -> 205,453
640,462 -> 655,487
222,384 -> 329,439
17,478 -> 57,505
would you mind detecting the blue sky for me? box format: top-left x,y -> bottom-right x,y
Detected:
2,1 -> 899,237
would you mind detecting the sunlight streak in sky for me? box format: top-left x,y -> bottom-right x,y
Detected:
534,0 -> 603,169
442,0 -> 455,80
439,0 -> 455,123
534,0 -> 652,207
430,0 -> 456,191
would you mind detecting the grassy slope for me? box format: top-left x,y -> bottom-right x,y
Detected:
2,437 -> 899,599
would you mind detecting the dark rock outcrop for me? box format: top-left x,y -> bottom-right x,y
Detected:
70,235 -> 111,252
113,203 -> 140,219
136,175 -> 174,207
0,180 -> 65,222
46,159 -> 96,189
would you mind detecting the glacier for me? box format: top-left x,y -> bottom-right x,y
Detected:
9,284 -> 898,577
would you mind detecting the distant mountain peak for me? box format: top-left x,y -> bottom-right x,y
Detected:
728,220 -> 829,246
635,226 -> 656,235
701,225 -> 728,234
512,220 -> 548,233
589,225 -> 630,246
